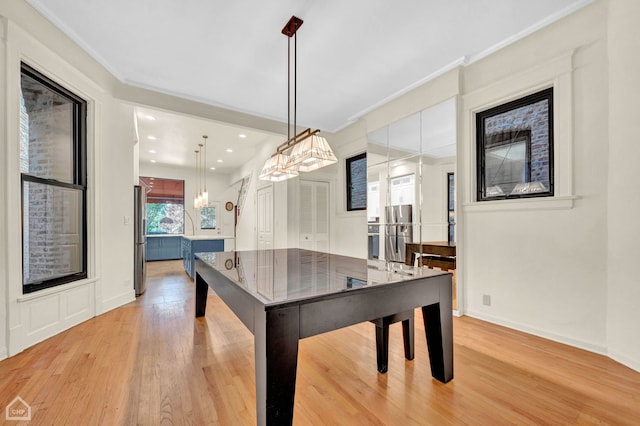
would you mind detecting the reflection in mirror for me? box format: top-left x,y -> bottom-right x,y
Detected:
367,97 -> 457,309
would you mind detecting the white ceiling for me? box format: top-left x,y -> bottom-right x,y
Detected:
26,0 -> 592,170
135,106 -> 283,172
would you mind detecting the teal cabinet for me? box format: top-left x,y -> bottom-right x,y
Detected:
146,236 -> 183,261
182,238 -> 225,278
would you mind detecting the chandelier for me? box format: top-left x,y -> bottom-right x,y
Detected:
259,16 -> 337,181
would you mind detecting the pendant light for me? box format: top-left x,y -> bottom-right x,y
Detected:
259,15 -> 337,181
193,148 -> 201,209
201,135 -> 209,206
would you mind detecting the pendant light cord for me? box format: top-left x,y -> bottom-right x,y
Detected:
287,35 -> 291,141
294,31 -> 297,143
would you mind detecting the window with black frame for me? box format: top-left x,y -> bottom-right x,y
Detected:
476,88 -> 553,201
20,63 -> 88,293
346,152 -> 366,211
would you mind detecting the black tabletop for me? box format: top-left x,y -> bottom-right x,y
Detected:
196,249 -> 447,307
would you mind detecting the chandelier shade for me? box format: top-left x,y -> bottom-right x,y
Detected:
288,133 -> 337,172
259,152 -> 299,182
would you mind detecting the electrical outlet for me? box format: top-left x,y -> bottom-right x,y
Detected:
482,294 -> 491,306
124,216 -> 131,225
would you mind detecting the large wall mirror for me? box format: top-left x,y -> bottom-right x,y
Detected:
367,98 -> 458,309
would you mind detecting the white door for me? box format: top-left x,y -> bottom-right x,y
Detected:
257,185 -> 273,250
299,180 -> 329,251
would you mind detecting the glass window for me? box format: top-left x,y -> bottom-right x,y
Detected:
20,63 -> 87,293
201,205 -> 217,229
390,174 -> 414,206
447,172 -> 455,244
346,153 -> 366,211
140,177 -> 184,234
476,88 -> 553,201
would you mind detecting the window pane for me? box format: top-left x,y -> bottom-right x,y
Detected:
477,88 -> 553,200
146,203 -> 185,234
201,206 -> 217,229
390,174 -> 414,206
140,177 -> 185,234
23,181 -> 84,285
20,73 -> 74,183
347,153 -> 367,211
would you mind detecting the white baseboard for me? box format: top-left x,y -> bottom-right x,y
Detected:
465,309 -> 608,356
101,290 -> 135,314
0,347 -> 7,361
608,350 -> 640,373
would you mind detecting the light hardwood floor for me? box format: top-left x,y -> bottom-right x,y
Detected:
1,259 -> 639,425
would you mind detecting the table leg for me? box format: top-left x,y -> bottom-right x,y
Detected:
402,315 -> 415,361
422,301 -> 453,383
374,325 -> 390,373
195,273 -> 208,317
255,305 -> 300,426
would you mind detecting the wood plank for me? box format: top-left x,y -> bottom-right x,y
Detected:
0,259 -> 638,424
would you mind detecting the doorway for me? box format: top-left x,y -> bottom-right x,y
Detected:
257,185 -> 273,250
299,180 -> 329,252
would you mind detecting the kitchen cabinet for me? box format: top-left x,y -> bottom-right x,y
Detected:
146,235 -> 183,261
182,237 -> 229,279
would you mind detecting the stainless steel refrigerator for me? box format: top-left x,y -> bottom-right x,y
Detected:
384,204 -> 413,263
134,185 -> 147,296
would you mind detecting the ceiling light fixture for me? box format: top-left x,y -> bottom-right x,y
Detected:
226,148 -> 233,153
193,147 -> 202,209
259,15 -> 337,182
239,134 -> 247,139
147,135 -> 157,140
193,136 -> 209,210
201,135 -> 209,206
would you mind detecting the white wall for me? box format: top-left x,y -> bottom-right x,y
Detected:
326,122 -> 368,258
606,0 -> 640,371
230,136 -> 285,251
138,163 -> 236,237
0,16 -> 8,360
460,2 -> 608,353
1,0 -> 135,356
331,1 -> 639,370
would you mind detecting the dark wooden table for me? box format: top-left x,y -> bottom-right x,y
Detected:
195,249 -> 453,426
405,241 -> 456,269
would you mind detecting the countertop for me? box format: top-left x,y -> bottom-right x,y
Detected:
181,235 -> 235,240
146,234 -> 235,240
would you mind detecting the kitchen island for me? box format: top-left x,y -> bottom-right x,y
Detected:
181,235 -> 235,279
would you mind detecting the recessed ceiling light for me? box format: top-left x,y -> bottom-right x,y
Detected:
147,136 -> 157,140
149,150 -> 156,154
145,115 -> 156,121
217,159 -> 223,163
226,148 -> 233,153
239,134 -> 247,139
210,167 -> 216,170
150,159 -> 157,163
